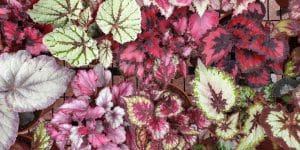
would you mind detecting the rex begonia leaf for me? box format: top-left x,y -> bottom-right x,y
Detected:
193,60 -> 238,121
235,48 -> 265,73
216,59 -> 238,78
125,96 -> 154,127
96,87 -> 113,111
0,100 -> 19,150
155,95 -> 183,117
245,69 -> 270,87
43,26 -> 99,66
232,0 -> 256,16
71,69 -> 99,97
88,132 -> 110,148
146,0 -> 174,18
289,0 -> 300,20
189,10 -> 219,42
98,39 -> 113,68
106,126 -> 126,144
192,0 -> 210,17
258,37 -> 289,61
162,133 -> 179,149
260,106 -> 300,149
0,50 -> 74,112
210,0 -> 234,12
27,0 -> 83,27
169,0 -> 192,6
201,27 -> 233,65
236,103 -> 266,150
276,19 -> 300,37
215,113 -> 239,140
148,117 -> 170,140
33,122 -> 53,150
105,106 -> 125,128
96,0 -> 142,44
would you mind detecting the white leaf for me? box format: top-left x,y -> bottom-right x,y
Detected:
43,26 -> 99,66
0,50 -> 74,112
96,0 -> 142,44
27,0 -> 83,27
0,100 -> 19,150
98,40 -> 113,68
193,0 -> 210,17
96,87 -> 113,111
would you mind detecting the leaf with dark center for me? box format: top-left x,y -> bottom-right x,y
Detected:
235,48 -> 265,73
216,113 -> 239,140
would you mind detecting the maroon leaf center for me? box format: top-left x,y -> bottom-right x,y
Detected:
208,83 -> 227,113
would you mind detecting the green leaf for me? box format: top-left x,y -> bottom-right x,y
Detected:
275,19 -> 299,37
238,86 -> 255,108
43,25 -> 99,66
215,113 -> 239,140
98,39 -> 113,68
285,60 -> 297,78
96,0 -> 142,44
193,60 -> 238,122
27,0 -> 83,27
215,139 -> 235,150
32,123 -> 53,150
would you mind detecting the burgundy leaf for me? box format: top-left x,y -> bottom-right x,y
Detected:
259,37 -> 289,61
201,27 -> 233,65
235,48 -> 265,73
155,95 -> 183,117
140,32 -> 163,58
245,69 -> 270,87
216,59 -> 239,78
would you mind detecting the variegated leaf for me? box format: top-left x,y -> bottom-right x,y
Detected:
125,96 -> 154,126
215,113 -> 239,140
96,0 -> 142,44
27,0 -> 83,27
237,103 -> 266,150
193,60 -> 238,121
33,123 -> 53,150
0,50 -> 74,112
98,39 -> 113,68
260,107 -> 300,149
43,26 -> 99,66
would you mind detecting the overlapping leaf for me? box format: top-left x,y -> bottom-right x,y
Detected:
260,107 -> 300,149
0,50 -> 74,112
43,26 -> 99,66
193,60 -> 238,121
215,113 -> 239,140
125,96 -> 154,126
33,123 -> 53,150
96,0 -> 142,44
155,95 -> 183,117
236,103 -> 266,150
98,39 -> 113,68
27,0 -> 83,27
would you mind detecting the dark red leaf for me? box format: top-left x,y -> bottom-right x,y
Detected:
245,69 -> 270,87
201,26 -> 233,65
235,48 -> 265,73
216,59 -> 239,78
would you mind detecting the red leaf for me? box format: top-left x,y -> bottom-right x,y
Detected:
3,21 -> 24,45
245,69 -> 270,87
154,59 -> 176,85
140,32 -> 162,58
120,42 -> 145,62
259,37 -> 289,61
267,61 -> 284,74
201,27 -> 233,65
235,48 -> 265,73
189,10 -> 219,43
216,59 -> 239,78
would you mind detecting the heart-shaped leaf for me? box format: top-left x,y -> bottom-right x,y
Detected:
215,113 -> 239,140
193,60 -> 238,121
27,0 -> 83,27
125,96 -> 154,127
0,50 -> 74,112
236,103 -> 266,150
192,0 -> 210,17
0,100 -> 19,149
98,39 -> 113,68
96,0 -> 142,44
148,117 -> 170,140
260,106 -> 300,149
43,26 -> 99,66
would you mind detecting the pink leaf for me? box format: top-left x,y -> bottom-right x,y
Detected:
178,61 -> 187,78
151,0 -> 174,18
106,126 -> 126,144
112,81 -> 134,106
289,0 -> 300,19
140,32 -> 163,58
7,0 -> 22,8
24,27 -> 48,55
96,87 -> 113,111
99,142 -> 121,150
86,106 -> 105,119
71,69 -> 99,97
173,17 -> 188,35
3,21 -> 24,45
169,0 -> 192,6
187,108 -> 210,128
148,117 -> 170,140
120,42 -> 145,62
0,8 -> 9,18
93,64 -> 112,87
125,96 -> 154,126
88,132 -> 110,148
189,10 -> 219,43
155,96 -> 183,117
162,132 -> 179,149
193,0 -> 210,17
105,106 -> 125,128
154,60 -> 177,85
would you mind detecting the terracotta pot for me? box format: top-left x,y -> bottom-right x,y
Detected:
18,110 -> 43,134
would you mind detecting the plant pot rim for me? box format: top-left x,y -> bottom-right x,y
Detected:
166,83 -> 194,108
